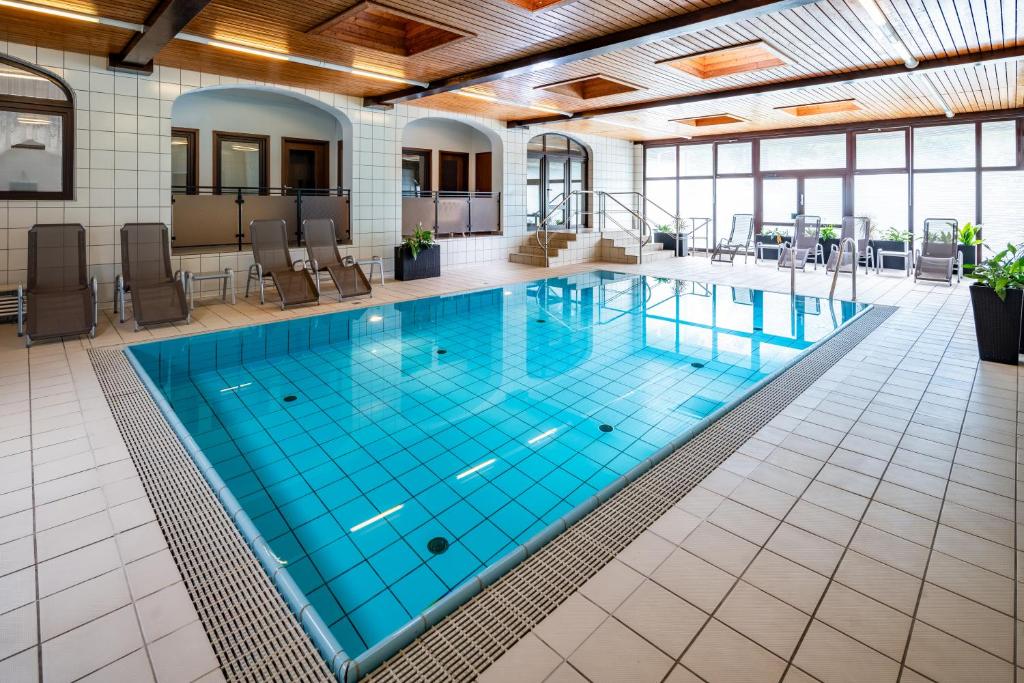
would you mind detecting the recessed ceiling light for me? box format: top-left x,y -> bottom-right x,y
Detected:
660,41 -> 787,80
455,89 -> 570,116
776,99 -> 861,116
673,114 -> 747,127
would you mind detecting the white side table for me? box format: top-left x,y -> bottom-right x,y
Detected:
186,268 -> 235,310
756,241 -> 784,264
358,257 -> 385,286
874,249 -> 912,276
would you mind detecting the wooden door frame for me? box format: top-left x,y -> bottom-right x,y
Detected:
281,137 -> 330,192
213,131 -> 269,194
474,151 -> 493,193
438,149 -> 470,192
171,127 -> 199,194
402,147 -> 432,193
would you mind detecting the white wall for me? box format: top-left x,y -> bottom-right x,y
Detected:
172,88 -> 347,187
0,41 -> 635,302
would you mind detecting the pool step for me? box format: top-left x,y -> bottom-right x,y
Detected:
599,236 -> 676,264
509,231 -> 582,266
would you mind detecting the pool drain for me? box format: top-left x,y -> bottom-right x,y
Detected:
599,424 -> 614,433
690,362 -> 704,369
537,318 -> 546,323
283,395 -> 297,402
427,537 -> 449,555
437,349 -> 447,355
754,326 -> 763,331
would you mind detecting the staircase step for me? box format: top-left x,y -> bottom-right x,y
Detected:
510,253 -> 547,266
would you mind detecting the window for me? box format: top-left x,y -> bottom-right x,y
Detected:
981,171 -> 1024,248
171,128 -> 197,194
214,131 -> 268,193
680,144 -> 713,176
760,133 -> 845,171
913,124 -> 974,169
402,148 -> 431,194
645,146 -> 675,177
715,177 -> 753,240
717,142 -> 751,174
856,130 -> 906,170
981,121 -> 1017,168
527,133 -> 589,230
854,174 -> 908,234
914,171 -> 976,227
0,55 -> 74,199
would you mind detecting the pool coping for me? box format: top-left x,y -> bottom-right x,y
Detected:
107,275 -> 883,682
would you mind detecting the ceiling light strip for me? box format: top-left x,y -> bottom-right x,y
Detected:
176,33 -> 428,87
0,0 -> 143,30
456,90 -> 571,117
917,73 -> 954,118
854,0 -> 918,69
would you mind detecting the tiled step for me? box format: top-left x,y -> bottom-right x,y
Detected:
509,253 -> 548,266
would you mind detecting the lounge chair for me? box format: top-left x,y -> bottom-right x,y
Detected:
302,218 -> 371,301
826,216 -> 873,273
915,218 -> 960,285
115,223 -> 190,331
17,224 -> 97,347
779,215 -> 822,271
711,214 -> 754,264
245,219 -> 319,308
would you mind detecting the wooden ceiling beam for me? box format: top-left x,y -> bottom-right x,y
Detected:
506,45 -> 1024,128
361,0 -> 821,108
109,0 -> 211,73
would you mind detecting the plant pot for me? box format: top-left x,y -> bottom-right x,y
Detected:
870,240 -> 910,269
820,238 -> 839,262
654,232 -> 689,256
969,284 -> 1022,364
957,244 -> 978,271
755,234 -> 784,260
394,244 -> 440,281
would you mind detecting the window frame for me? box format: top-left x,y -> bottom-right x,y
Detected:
170,127 -> 198,195
527,133 -> 590,230
213,130 -> 269,194
0,54 -> 75,201
401,147 -> 432,194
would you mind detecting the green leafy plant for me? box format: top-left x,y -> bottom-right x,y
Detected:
402,223 -> 435,260
819,225 -> 838,241
959,223 -> 984,247
656,223 -> 673,233
966,243 -> 1024,301
763,227 -> 789,243
884,227 -> 912,242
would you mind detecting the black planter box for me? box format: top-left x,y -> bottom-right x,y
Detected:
755,234 -> 786,260
820,238 -> 839,262
870,240 -> 911,269
969,284 -> 1022,364
958,244 -> 978,271
654,232 -> 689,256
394,244 -> 440,281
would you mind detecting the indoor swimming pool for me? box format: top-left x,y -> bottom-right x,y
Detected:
127,270 -> 867,672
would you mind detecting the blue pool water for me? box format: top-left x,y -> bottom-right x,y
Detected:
129,271 -> 866,661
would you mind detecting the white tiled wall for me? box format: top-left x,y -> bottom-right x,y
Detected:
0,41 -> 636,303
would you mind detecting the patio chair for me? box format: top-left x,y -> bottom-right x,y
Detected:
302,218 -> 371,301
245,219 -> 319,309
710,214 -> 754,264
826,216 -> 873,273
914,218 -> 960,285
17,224 -> 97,347
115,223 -> 190,331
778,215 -> 822,271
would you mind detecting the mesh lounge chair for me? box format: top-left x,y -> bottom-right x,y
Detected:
302,218 -> 371,301
915,218 -> 960,285
710,214 -> 754,264
779,215 -> 822,271
826,216 -> 873,274
245,219 -> 319,309
115,223 -> 189,331
17,224 -> 97,347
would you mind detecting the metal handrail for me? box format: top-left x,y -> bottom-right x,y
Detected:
829,237 -> 858,301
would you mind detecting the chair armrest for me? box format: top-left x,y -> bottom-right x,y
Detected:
17,283 -> 24,337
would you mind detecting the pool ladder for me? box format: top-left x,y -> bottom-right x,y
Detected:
789,236 -> 856,301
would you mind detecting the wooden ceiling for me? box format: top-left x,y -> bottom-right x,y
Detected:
0,0 -> 1021,139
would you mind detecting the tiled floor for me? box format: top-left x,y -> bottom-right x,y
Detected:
0,253 -> 1019,683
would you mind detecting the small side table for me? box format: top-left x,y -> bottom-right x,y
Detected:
874,249 -> 912,276
186,268 -> 235,310
756,242 -> 784,264
358,257 -> 385,286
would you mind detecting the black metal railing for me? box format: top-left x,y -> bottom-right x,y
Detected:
171,186 -> 351,251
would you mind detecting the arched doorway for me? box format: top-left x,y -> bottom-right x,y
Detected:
169,86 -> 353,250
400,117 -> 502,236
527,133 -> 590,231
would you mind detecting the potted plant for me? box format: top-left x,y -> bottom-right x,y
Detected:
653,223 -> 689,256
755,227 -> 789,260
395,223 -> 440,281
819,224 -> 839,262
957,223 -> 983,270
871,227 -> 912,269
966,243 -> 1023,364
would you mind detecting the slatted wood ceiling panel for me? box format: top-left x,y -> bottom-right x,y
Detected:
0,0 -> 1019,139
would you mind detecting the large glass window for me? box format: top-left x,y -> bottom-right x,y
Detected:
715,177 -> 753,239
981,121 -> 1017,168
854,174 -> 908,234
0,56 -> 74,199
527,133 -> 589,230
981,171 -> 1024,248
760,134 -> 845,171
914,172 -> 976,227
645,146 -> 676,177
856,130 -> 906,170
914,124 -> 975,169
717,142 -> 751,174
680,144 -> 713,176
679,178 -> 713,223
